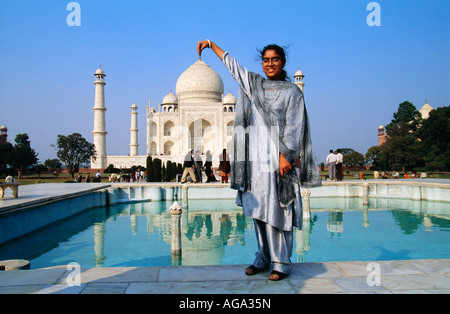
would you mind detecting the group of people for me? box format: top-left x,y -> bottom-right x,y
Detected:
75,171 -> 102,183
374,170 -> 427,179
75,172 -> 88,183
180,149 -> 231,184
326,149 -> 344,181
108,170 -> 145,182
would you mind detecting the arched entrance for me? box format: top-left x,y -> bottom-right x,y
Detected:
188,118 -> 213,153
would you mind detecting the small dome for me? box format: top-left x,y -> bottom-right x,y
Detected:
0,125 -> 7,130
176,60 -> 224,102
419,102 -> 434,119
95,66 -> 105,76
223,92 -> 236,105
378,125 -> 384,130
162,91 -> 178,104
131,102 -> 137,109
294,68 -> 304,77
420,103 -> 433,111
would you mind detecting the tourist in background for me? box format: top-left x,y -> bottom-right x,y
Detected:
205,150 -> 217,182
219,148 -> 230,183
181,150 -> 198,183
194,151 -> 203,183
373,170 -> 379,179
336,149 -> 343,181
326,150 -> 337,181
5,174 -> 15,183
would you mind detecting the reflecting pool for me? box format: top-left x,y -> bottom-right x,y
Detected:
0,198 -> 448,269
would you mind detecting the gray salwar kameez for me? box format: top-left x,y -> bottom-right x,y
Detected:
222,52 -> 321,274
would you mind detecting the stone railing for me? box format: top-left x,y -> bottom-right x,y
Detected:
0,182 -> 20,199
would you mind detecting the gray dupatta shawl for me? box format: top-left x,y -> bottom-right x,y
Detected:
230,71 -> 321,206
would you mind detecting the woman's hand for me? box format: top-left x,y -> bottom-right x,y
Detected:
197,40 -> 210,56
197,40 -> 225,60
279,153 -> 292,177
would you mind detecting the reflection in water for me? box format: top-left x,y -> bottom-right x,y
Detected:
0,198 -> 449,269
327,211 -> 344,235
88,198 -> 450,267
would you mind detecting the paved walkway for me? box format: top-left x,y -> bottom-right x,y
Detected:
0,259 -> 449,294
1,182 -> 449,294
0,183 -> 111,213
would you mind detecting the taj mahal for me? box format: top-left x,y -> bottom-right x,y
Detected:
90,58 -> 306,170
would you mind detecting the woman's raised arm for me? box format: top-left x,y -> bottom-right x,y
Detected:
197,40 -> 225,61
198,40 -> 252,99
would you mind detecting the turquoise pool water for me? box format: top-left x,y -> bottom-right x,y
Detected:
0,198 -> 449,269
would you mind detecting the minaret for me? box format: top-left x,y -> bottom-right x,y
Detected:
92,66 -> 107,168
378,125 -> 386,146
294,68 -> 305,93
130,102 -> 139,156
0,125 -> 7,144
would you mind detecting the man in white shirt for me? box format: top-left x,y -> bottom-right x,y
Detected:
336,149 -> 344,181
326,150 -> 337,181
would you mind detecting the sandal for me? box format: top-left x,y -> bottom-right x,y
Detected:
268,270 -> 288,281
245,265 -> 267,276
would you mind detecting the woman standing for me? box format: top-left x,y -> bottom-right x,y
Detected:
198,40 -> 321,280
219,148 -> 231,183
194,151 -> 203,183
205,150 -> 217,182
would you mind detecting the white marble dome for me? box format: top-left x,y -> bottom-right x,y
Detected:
222,92 -> 236,104
162,91 -> 178,104
176,60 -> 224,102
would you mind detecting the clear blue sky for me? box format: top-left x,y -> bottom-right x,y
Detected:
1,0 -> 449,164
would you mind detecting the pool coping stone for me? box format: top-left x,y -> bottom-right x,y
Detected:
0,259 -> 449,294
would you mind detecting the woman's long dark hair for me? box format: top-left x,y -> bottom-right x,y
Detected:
258,44 -> 290,82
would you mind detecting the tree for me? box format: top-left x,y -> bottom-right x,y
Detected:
44,158 -> 62,172
381,101 -> 423,171
54,133 -> 96,178
365,146 -> 380,166
9,133 -> 38,179
335,148 -> 355,167
380,130 -> 421,171
32,164 -> 47,177
344,151 -> 365,170
170,161 -> 177,181
146,156 -> 154,182
0,142 -> 13,173
104,164 -> 120,174
335,148 -> 355,156
365,145 -> 389,170
152,158 -> 162,182
391,101 -> 421,124
416,105 -> 450,171
165,160 -> 172,182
